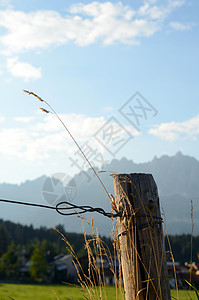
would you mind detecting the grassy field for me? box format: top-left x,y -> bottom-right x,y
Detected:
0,284 -> 198,300
0,284 -> 122,300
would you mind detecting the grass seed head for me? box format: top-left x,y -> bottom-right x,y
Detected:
23,90 -> 44,102
40,108 -> 49,114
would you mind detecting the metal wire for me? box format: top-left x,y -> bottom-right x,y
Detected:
0,198 -> 164,222
0,198 -> 121,218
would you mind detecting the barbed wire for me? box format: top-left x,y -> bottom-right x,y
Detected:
0,198 -> 121,218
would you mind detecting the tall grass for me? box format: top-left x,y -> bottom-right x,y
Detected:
24,90 -> 198,299
54,217 -> 125,300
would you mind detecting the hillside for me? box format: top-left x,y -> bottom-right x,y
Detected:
0,219 -> 198,263
0,152 -> 198,236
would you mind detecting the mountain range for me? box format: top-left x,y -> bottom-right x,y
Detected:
0,151 -> 198,236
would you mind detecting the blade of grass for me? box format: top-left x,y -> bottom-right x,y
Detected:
184,280 -> 199,300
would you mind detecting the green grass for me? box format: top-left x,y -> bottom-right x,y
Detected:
0,284 -> 198,300
171,289 -> 199,300
0,284 -> 83,300
0,284 -> 123,300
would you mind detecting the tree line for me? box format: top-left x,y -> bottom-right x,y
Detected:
0,219 -> 198,283
0,219 -> 113,283
165,234 -> 199,263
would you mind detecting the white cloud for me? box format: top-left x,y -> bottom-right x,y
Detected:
138,0 -> 184,20
0,113 -> 138,162
138,3 -> 167,20
169,0 -> 185,8
149,115 -> 199,141
0,0 -> 12,8
0,1 -> 187,55
6,56 -> 41,81
169,21 -> 195,31
0,116 -> 5,122
14,116 -> 35,123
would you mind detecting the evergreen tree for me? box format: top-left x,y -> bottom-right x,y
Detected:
41,239 -> 58,262
0,224 -> 8,256
0,242 -> 19,279
29,242 -> 48,281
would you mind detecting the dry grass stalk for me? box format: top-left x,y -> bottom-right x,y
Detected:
25,90 -> 195,299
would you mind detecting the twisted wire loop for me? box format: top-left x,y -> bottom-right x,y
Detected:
55,201 -> 120,217
0,198 -> 121,219
0,198 -> 164,223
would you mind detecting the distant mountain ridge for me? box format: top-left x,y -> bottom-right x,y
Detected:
0,152 -> 198,236
103,151 -> 199,197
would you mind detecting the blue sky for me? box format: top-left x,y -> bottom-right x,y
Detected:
0,0 -> 198,183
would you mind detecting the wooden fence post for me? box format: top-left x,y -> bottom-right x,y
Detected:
113,173 -> 171,300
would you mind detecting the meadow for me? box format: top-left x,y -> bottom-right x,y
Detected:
0,284 -> 198,300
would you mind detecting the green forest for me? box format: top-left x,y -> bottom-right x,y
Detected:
0,219 -> 198,284
0,219 -> 113,283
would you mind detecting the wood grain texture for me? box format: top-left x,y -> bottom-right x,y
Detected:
113,173 -> 171,300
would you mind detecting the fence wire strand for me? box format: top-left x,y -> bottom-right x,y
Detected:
0,198 -> 121,218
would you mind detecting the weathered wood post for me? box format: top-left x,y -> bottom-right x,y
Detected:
113,173 -> 171,300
